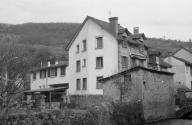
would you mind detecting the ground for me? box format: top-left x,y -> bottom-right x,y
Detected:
145,119 -> 192,125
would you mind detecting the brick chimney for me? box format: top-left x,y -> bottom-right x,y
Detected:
109,17 -> 118,36
133,27 -> 139,34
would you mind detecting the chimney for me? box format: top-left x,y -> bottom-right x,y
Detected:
133,27 -> 139,34
109,17 -> 118,36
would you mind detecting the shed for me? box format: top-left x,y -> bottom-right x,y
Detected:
100,66 -> 175,122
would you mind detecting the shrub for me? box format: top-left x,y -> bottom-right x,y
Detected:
111,101 -> 144,125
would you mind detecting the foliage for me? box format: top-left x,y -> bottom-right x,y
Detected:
0,109 -> 96,125
111,101 -> 144,125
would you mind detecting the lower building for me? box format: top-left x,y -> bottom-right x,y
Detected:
100,66 -> 175,122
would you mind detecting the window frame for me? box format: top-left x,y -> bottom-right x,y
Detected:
82,78 -> 87,90
76,44 -> 80,54
96,76 -> 103,89
76,79 -> 81,90
49,67 -> 57,77
96,36 -> 103,49
121,56 -> 128,68
33,72 -> 36,80
82,39 -> 87,52
76,60 -> 81,72
96,57 -> 103,69
40,70 -> 46,79
60,66 -> 66,76
122,41 -> 127,48
82,59 -> 86,67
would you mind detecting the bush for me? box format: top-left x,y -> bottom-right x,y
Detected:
111,101 -> 144,125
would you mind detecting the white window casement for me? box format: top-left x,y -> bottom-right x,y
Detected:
96,76 -> 103,89
83,59 -> 86,67
82,40 -> 87,51
121,56 -> 128,68
76,79 -> 81,90
76,44 -> 80,54
96,57 -> 103,69
40,70 -> 46,79
82,78 -> 87,90
48,68 -> 57,77
76,60 -> 81,72
96,36 -> 103,49
60,66 -> 66,76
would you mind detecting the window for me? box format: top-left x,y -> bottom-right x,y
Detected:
131,58 -> 137,67
60,66 -> 66,76
121,56 -> 128,68
96,57 -> 103,69
76,60 -> 81,72
40,70 -> 46,79
122,41 -> 127,48
139,60 -> 144,67
41,61 -> 48,67
82,78 -> 87,90
83,40 -> 87,51
83,59 -> 86,67
49,68 -> 57,77
76,79 -> 81,90
96,76 -> 103,89
96,37 -> 103,49
76,44 -> 80,53
33,72 -> 36,80
50,60 -> 55,65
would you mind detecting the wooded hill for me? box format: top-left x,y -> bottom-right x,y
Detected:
0,23 -> 192,58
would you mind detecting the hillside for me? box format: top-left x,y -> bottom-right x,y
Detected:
0,23 -> 192,58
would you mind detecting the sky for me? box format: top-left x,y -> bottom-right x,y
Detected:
0,0 -> 192,41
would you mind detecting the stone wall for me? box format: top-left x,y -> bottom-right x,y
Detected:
102,67 -> 175,122
139,69 -> 175,122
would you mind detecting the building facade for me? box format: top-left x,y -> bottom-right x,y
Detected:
66,16 -> 148,95
30,59 -> 68,90
164,48 -> 192,89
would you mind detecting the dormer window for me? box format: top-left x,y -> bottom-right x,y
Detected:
76,44 -> 80,53
96,37 -> 103,49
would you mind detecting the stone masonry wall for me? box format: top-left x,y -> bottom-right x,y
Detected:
139,69 -> 175,122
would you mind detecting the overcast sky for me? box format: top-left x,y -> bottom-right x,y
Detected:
0,0 -> 192,41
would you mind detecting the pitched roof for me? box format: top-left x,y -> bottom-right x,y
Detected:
65,16 -> 147,50
30,62 -> 68,73
99,66 -> 174,83
172,56 -> 192,66
66,16 -> 122,50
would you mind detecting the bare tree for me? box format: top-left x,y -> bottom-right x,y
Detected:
0,34 -> 30,118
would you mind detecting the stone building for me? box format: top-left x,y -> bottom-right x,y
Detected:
100,66 -> 175,122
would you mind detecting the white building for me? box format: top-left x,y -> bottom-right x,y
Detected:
164,48 -> 192,89
29,16 -> 148,95
66,16 -> 148,95
30,59 -> 69,90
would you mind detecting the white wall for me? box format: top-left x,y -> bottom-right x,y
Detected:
30,66 -> 69,90
68,19 -> 118,95
164,57 -> 188,87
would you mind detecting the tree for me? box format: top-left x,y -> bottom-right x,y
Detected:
0,34 -> 31,118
